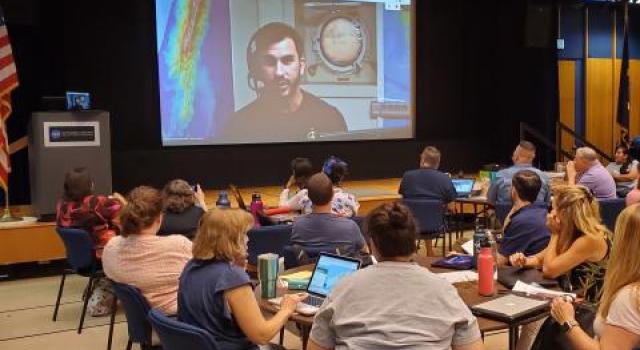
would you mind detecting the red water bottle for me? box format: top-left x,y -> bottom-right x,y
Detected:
478,239 -> 495,296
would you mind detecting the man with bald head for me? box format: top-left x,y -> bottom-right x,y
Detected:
488,141 -> 550,204
567,147 -> 616,199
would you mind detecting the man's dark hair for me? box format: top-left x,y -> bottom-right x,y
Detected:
306,173 -> 334,206
291,157 -> 313,179
364,202 -> 417,258
247,22 -> 304,73
519,140 -> 536,153
291,157 -> 313,189
63,167 -> 94,202
512,170 -> 542,203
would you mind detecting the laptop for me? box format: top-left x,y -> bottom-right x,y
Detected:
269,253 -> 361,315
452,179 -> 475,198
471,294 -> 549,321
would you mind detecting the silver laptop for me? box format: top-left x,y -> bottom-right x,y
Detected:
270,253 -> 361,315
471,294 -> 548,321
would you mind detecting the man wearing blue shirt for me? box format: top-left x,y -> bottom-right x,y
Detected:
487,141 -> 550,204
399,146 -> 457,204
496,170 -> 550,266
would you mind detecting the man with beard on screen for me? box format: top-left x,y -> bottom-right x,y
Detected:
224,22 -> 347,142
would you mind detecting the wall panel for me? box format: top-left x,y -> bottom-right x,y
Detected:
586,58 -> 614,154
630,60 -> 640,138
558,60 -> 576,158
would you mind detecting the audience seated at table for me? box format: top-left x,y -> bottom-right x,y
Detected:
278,157 -> 313,212
303,156 -> 358,217
605,144 -> 639,198
178,208 -> 306,350
56,167 -> 124,259
157,179 -> 207,240
549,203 -> 640,349
398,146 -> 457,208
496,170 -> 550,266
509,185 -> 611,350
291,173 -> 368,256
567,147 -> 616,200
307,202 -> 484,350
487,141 -> 549,205
102,186 -> 192,315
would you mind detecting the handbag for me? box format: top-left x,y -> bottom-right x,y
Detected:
530,303 -> 596,350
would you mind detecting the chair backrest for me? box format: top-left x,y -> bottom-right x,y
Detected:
402,198 -> 446,235
148,309 -> 219,350
247,224 -> 292,266
598,198 -> 626,232
494,201 -> 513,226
112,281 -> 152,345
55,227 -> 97,270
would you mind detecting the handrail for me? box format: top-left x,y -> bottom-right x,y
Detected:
556,121 -> 613,162
519,122 -> 573,160
519,121 -> 614,163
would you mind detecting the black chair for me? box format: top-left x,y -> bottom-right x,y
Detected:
598,198 -> 626,232
110,282 -> 154,350
247,224 -> 292,266
52,227 -> 104,334
148,309 -> 219,350
494,201 -> 513,226
402,198 -> 447,256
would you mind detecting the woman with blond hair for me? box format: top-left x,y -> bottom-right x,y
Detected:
510,185 -> 611,350
550,204 -> 640,349
510,185 -> 610,300
178,209 -> 307,350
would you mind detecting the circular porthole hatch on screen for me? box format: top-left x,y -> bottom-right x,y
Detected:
317,16 -> 367,74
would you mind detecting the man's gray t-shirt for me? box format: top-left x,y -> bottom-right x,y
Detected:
310,262 -> 481,350
291,213 -> 365,253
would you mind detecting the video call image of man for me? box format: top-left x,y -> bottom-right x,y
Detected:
224,22 -> 347,142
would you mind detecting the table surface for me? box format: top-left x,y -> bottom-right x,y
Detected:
258,256 -> 509,333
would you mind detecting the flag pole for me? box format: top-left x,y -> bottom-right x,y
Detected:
0,180 -> 21,222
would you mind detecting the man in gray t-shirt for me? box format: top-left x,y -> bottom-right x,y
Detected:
309,262 -> 481,350
291,173 -> 367,254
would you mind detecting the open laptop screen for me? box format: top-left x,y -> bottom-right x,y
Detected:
307,254 -> 360,297
452,179 -> 474,196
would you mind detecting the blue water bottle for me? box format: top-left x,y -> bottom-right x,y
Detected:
216,191 -> 231,208
472,218 -> 487,269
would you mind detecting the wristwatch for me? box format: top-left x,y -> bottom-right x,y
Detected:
561,320 -> 579,333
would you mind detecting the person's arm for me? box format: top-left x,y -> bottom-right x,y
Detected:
453,340 -> 485,350
195,185 -> 208,212
567,161 -> 577,185
550,299 -> 640,350
307,340 -> 333,350
225,286 -> 307,345
614,164 -> 638,182
278,188 -> 291,207
509,245 -> 547,268
541,235 -> 602,279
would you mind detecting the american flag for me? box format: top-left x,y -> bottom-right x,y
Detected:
0,6 -> 18,192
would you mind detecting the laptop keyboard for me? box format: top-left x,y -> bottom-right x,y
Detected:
306,295 -> 324,307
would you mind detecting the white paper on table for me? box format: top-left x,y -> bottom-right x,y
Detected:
438,270 -> 478,284
512,280 -> 577,300
462,240 -> 475,255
